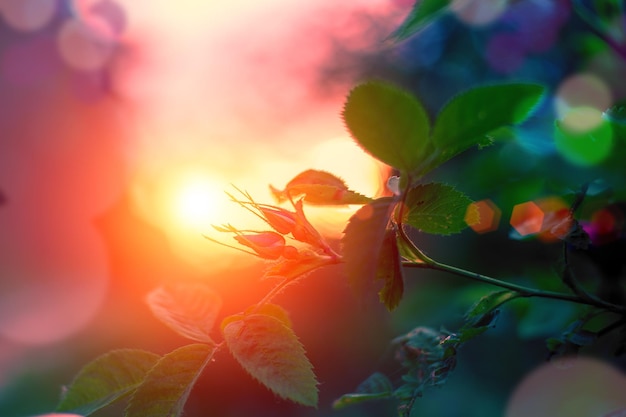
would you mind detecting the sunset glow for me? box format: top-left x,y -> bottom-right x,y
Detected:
110,0 -> 396,267
172,174 -> 224,230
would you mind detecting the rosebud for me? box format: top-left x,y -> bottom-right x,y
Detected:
259,206 -> 298,235
234,232 -> 286,260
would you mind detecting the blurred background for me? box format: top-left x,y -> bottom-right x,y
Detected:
0,0 -> 625,416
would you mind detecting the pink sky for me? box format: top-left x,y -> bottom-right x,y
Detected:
0,0 -> 401,363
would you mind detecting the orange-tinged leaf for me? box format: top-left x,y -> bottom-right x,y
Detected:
244,303 -> 293,328
377,228 -> 404,311
263,251 -> 336,280
270,169 -> 372,205
146,283 -> 222,343
223,314 -> 318,407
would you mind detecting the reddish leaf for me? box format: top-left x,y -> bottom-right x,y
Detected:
146,283 -> 222,343
341,198 -> 396,299
263,251 -> 337,280
377,228 -> 404,311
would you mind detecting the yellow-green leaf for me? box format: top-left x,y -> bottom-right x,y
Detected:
343,81 -> 431,172
223,314 -> 318,407
399,183 -> 474,235
56,349 -> 160,416
125,344 -> 216,417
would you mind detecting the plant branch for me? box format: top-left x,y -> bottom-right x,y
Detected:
403,260 -> 626,315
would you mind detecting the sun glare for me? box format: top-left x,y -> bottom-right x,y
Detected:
173,176 -> 222,230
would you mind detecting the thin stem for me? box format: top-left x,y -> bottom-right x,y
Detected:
252,255 -> 341,309
253,277 -> 298,310
404,260 -> 626,314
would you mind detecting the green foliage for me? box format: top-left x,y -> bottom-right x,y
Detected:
56,349 -> 160,415
222,312 -> 319,407
463,290 -> 519,327
125,344 -> 216,417
388,0 -> 452,42
546,318 -> 600,359
146,283 -> 222,343
46,3 -> 626,416
399,183 -> 475,235
343,81 -> 544,178
427,83 -> 545,174
332,372 -> 394,410
392,327 -> 457,417
343,81 -> 431,172
452,290 -> 519,343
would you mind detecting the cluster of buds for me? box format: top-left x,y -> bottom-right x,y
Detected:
207,188 -> 341,276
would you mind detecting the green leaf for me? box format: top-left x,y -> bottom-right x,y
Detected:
244,303 -> 293,328
146,283 -> 222,343
332,372 -> 394,410
388,0 -> 452,42
342,81 -> 431,172
427,83 -> 545,173
392,327 -> 457,417
342,198 -> 396,298
126,344 -> 216,417
399,183 -> 474,235
463,290 -> 519,328
223,314 -> 318,406
56,349 -> 160,415
270,169 -> 372,205
377,228 -> 404,311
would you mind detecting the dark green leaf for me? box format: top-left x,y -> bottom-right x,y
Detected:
56,349 -> 160,415
388,0 -> 452,42
343,81 -> 431,172
399,183 -> 474,235
270,169 -> 372,205
342,198 -> 396,298
427,83 -> 545,173
146,283 -> 222,343
377,228 -> 404,311
125,344 -> 216,417
392,327 -> 457,417
223,314 -> 318,406
463,290 -> 519,328
332,372 -> 393,410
